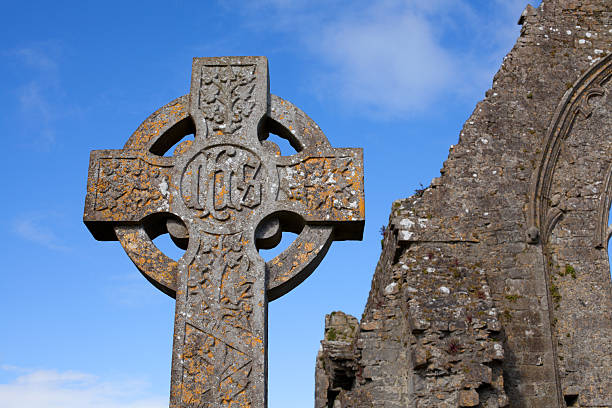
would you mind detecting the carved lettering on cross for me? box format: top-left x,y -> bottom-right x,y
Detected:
84,56 -> 364,408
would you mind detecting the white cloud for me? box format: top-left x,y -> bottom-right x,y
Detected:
312,9 -> 454,117
306,0 -> 532,118
237,0 -> 533,118
12,213 -> 69,251
0,367 -> 166,408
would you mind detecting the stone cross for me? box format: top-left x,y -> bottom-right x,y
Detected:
84,56 -> 364,407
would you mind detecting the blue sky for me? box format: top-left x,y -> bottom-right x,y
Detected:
0,1 -> 545,407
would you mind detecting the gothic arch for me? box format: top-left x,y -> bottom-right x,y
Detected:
527,53 -> 612,406
528,53 -> 612,246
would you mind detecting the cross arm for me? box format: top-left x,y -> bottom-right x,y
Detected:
275,148 -> 365,240
84,149 -> 174,241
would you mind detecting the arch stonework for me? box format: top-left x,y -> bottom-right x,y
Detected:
529,53 -> 612,247
529,53 -> 612,405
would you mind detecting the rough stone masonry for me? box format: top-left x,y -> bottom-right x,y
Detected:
83,56 -> 364,407
315,1 -> 611,407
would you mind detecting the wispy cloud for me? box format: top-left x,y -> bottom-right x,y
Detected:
306,0 -> 530,118
236,0 -> 533,118
10,42 -> 66,149
12,213 -> 70,251
15,46 -> 59,72
0,366 -> 166,408
18,81 -> 57,145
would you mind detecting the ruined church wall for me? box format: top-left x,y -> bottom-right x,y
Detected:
315,1 -> 612,407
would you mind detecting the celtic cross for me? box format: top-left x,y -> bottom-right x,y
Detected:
84,56 -> 364,407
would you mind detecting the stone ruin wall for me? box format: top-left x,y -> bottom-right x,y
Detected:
315,1 -> 612,407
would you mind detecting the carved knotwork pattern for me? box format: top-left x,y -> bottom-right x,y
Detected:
278,157 -> 361,218
186,233 -> 255,337
199,65 -> 256,135
94,158 -> 169,217
182,324 -> 252,408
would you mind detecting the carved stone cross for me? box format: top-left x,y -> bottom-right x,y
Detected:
84,56 -> 364,407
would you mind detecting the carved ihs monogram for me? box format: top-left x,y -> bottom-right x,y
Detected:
182,146 -> 263,222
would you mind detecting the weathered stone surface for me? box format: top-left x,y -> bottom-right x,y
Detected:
458,389 -> 479,407
84,56 -> 365,408
315,1 -> 611,407
315,312 -> 370,408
